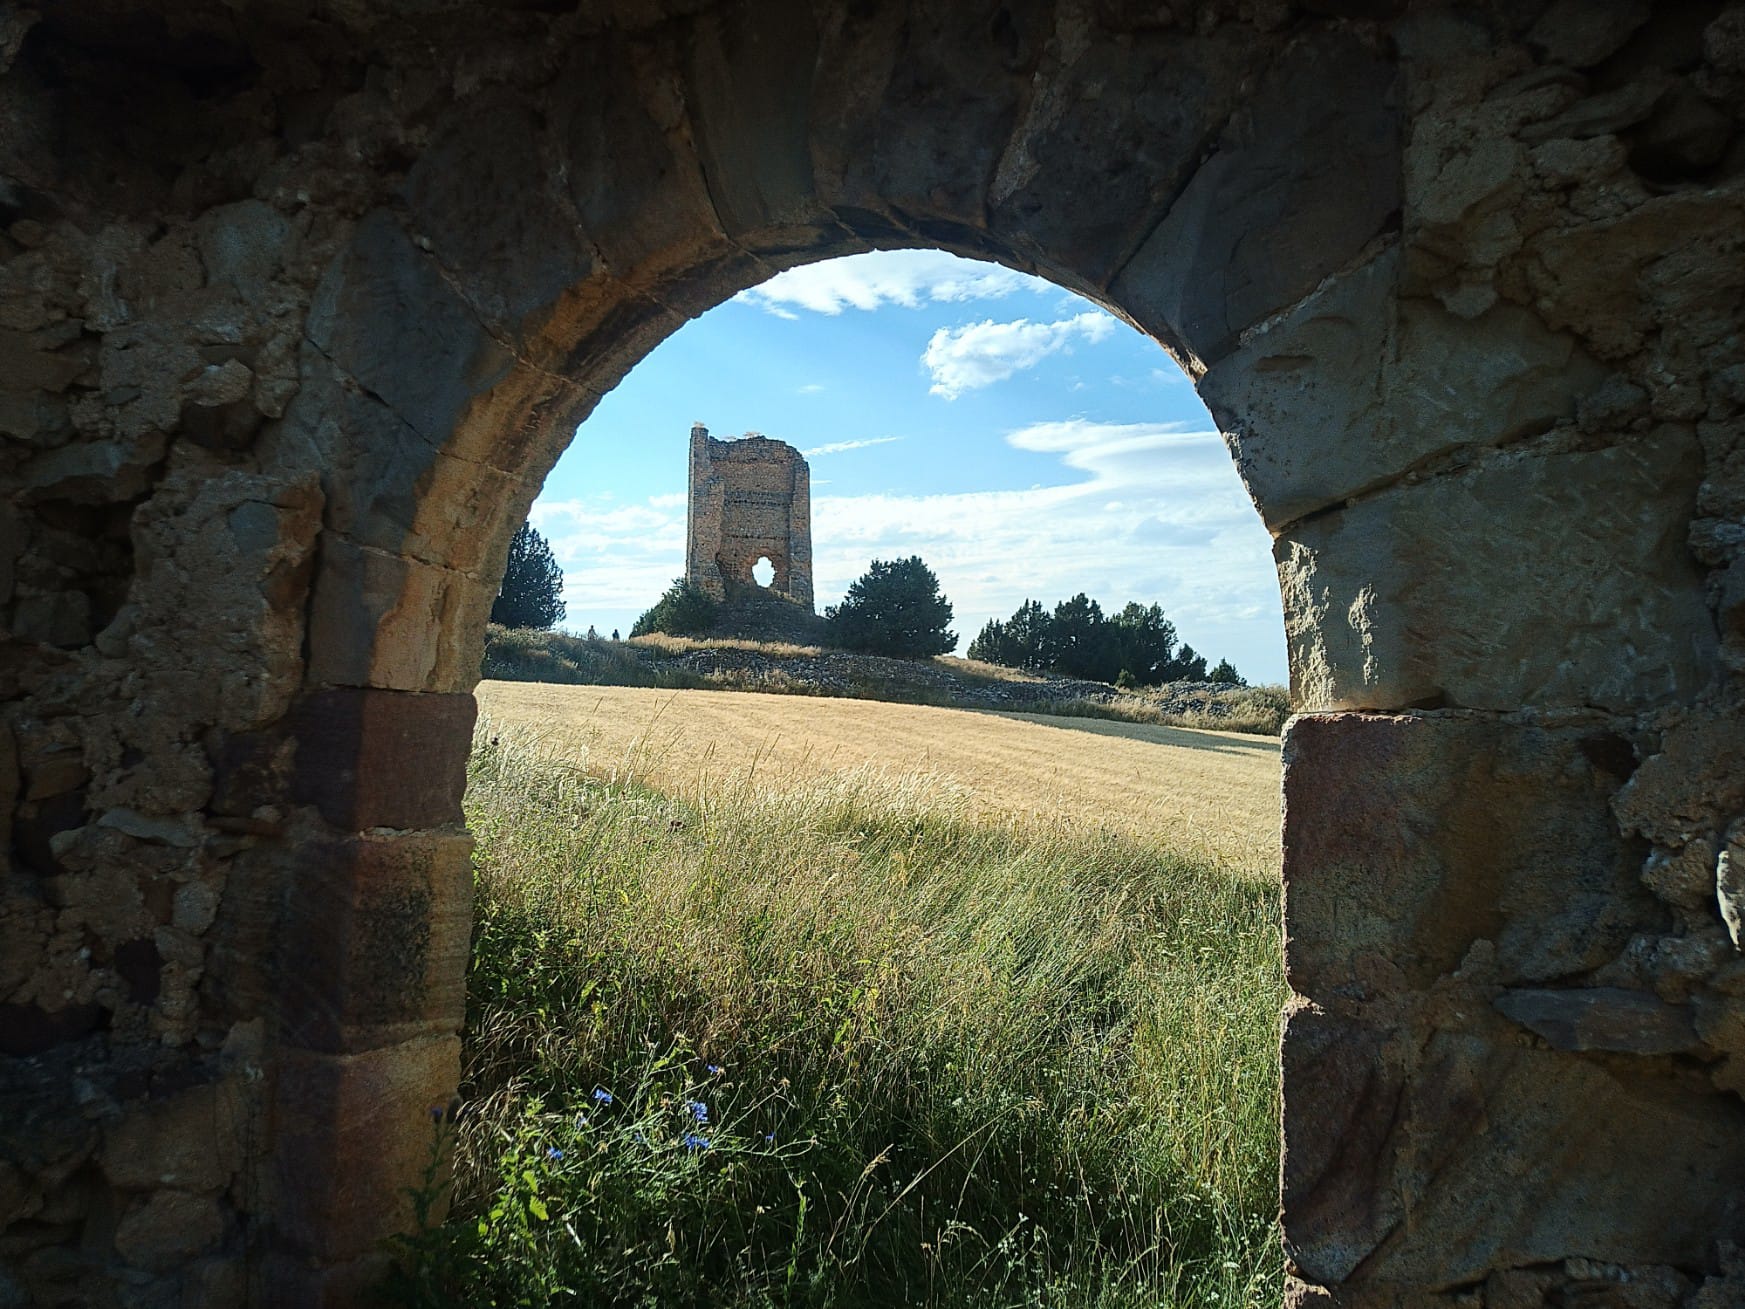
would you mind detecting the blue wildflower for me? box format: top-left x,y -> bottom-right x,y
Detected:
546,1146 -> 564,1162
685,1100 -> 709,1123
683,1133 -> 710,1151
764,1132 -> 775,1142
705,1064 -> 724,1075
592,1088 -> 613,1105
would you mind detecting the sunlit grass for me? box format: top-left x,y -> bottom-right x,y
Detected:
389,725 -> 1284,1307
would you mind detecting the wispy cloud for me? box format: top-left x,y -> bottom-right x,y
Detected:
803,422 -> 1277,666
922,312 -> 1116,399
803,435 -> 905,457
736,249 -> 1045,317
797,383 -> 825,394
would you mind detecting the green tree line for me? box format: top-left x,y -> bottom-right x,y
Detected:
968,595 -> 1241,687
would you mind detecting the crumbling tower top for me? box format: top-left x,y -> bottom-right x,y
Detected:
685,423 -> 814,610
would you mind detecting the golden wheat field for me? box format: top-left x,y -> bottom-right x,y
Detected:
475,681 -> 1283,873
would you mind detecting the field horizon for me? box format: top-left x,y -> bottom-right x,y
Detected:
475,681 -> 1284,873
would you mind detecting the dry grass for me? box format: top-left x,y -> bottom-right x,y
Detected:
475,681 -> 1282,872
628,632 -> 827,658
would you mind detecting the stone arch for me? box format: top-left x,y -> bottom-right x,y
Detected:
3,4 -> 1742,1306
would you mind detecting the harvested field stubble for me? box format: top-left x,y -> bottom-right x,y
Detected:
474,682 -> 1282,871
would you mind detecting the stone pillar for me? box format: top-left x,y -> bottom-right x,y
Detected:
685,422 -> 726,601
262,689 -> 478,1298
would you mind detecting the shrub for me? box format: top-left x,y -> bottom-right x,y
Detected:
632,578 -> 719,638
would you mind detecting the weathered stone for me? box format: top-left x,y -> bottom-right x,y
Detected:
185,358 -> 252,408
1493,987 -> 1699,1054
1276,426 -> 1714,713
10,591 -> 90,648
20,435 -> 166,504
684,0 -> 837,253
1111,28 -> 1401,365
550,30 -> 733,289
95,807 -> 200,847
196,199 -> 292,299
279,831 -> 474,1053
1721,843 -> 1745,951
305,209 -> 517,447
305,534 -> 497,693
1201,251 -> 1607,531
112,1188 -> 223,1272
1627,83 -> 1737,182
100,1082 -> 240,1192
272,1035 -> 460,1261
987,27 -> 1251,289
1284,1011 -> 1745,1288
1283,713 -> 1655,995
1694,992 -> 1745,1056
686,424 -> 813,608
287,688 -> 476,831
402,97 -> 596,335
1525,0 -> 1651,68
250,1252 -> 393,1309
1616,707 -> 1745,848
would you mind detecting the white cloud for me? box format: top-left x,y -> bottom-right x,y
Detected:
803,436 -> 904,457
922,312 -> 1116,399
800,421 -> 1281,676
797,383 -> 825,394
736,249 -> 1044,317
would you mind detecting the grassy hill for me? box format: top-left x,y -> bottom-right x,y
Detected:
481,624 -> 1290,736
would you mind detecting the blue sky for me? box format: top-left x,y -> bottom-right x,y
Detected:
532,250 -> 1288,685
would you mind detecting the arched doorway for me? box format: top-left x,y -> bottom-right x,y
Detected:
2,4 -> 1739,1305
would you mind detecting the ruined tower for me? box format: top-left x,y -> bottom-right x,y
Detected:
685,423 -> 814,609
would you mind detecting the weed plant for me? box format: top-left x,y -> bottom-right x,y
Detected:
389,729 -> 1284,1307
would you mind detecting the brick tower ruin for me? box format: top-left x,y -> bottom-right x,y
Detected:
685,423 -> 814,609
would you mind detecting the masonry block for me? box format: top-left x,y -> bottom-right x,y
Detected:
279,831 -> 475,1054
1281,712 -> 1655,997
1282,1005 -> 1745,1290
289,688 -> 476,831
271,1035 -> 460,1262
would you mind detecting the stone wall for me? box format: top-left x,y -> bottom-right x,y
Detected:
0,2 -> 1741,1305
686,422 -> 815,607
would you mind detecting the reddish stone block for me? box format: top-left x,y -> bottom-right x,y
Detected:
1281,712 -> 1652,998
1282,1005 -> 1745,1291
279,831 -> 474,1054
289,688 -> 476,831
271,1035 -> 459,1262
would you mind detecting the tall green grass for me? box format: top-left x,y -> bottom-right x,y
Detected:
390,729 -> 1284,1307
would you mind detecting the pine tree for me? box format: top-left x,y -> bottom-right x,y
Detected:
826,556 -> 956,658
491,522 -> 567,630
